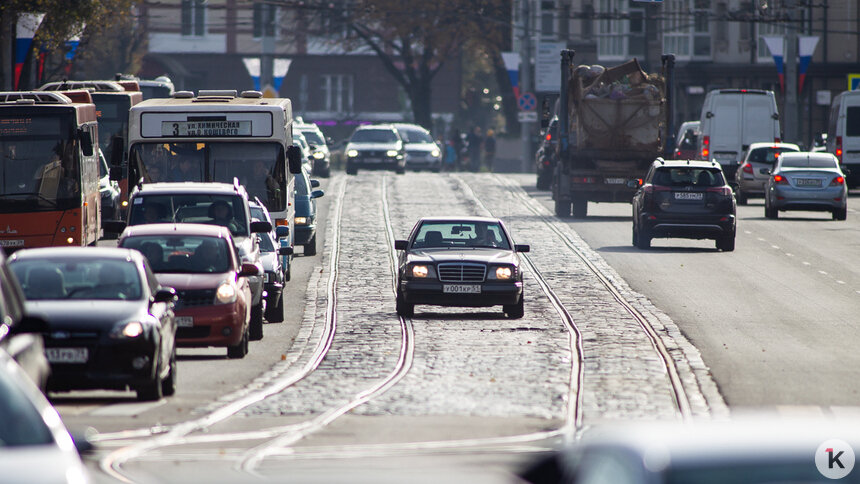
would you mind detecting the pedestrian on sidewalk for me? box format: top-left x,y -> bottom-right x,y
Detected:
449,128 -> 463,171
466,126 -> 483,172
483,129 -> 496,172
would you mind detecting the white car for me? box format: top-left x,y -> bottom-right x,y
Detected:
296,122 -> 331,178
292,131 -> 314,174
393,123 -> 442,172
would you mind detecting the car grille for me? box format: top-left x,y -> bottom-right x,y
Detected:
177,326 -> 211,339
175,289 -> 216,310
358,150 -> 385,158
437,263 -> 486,282
407,150 -> 430,158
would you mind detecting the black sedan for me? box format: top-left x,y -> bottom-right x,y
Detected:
9,247 -> 178,401
394,217 -> 529,318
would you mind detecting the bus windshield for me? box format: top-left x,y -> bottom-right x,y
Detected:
0,116 -> 80,213
92,95 -> 131,160
130,141 -> 287,212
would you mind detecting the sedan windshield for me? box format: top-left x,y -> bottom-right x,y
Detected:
748,146 -> 798,164
121,235 -> 232,274
11,258 -> 143,301
351,129 -> 398,143
398,129 -> 434,143
412,221 -> 510,249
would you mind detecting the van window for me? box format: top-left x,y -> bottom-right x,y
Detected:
846,107 -> 860,137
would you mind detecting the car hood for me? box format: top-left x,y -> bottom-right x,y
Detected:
25,300 -> 147,329
156,272 -> 231,291
346,142 -> 401,151
404,142 -> 439,152
259,252 -> 279,272
0,446 -> 87,484
406,248 -> 517,265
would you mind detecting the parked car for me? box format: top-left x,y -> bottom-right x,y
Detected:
736,142 -> 800,204
0,347 -> 92,484
631,159 -> 736,251
826,89 -> 860,187
672,120 -> 700,159
536,116 -> 559,190
764,152 -> 848,220
345,124 -> 406,175
116,182 -> 270,341
8,247 -> 178,401
0,248 -> 50,392
294,169 -> 324,256
295,121 -> 331,177
394,217 -> 529,318
118,223 -> 258,357
393,123 -> 442,172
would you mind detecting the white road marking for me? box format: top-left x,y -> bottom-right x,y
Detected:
744,230 -> 752,234
819,271 -> 828,276
771,245 -> 780,249
785,253 -> 794,257
837,280 -> 846,285
757,237 -> 766,242
803,261 -> 811,266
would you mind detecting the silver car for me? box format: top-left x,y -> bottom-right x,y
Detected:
765,152 -> 848,220
736,142 -> 799,204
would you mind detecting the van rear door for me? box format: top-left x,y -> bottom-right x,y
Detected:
710,94 -> 742,165
741,94 -> 778,152
841,104 -> 860,167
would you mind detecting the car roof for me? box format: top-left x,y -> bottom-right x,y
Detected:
416,216 -> 503,224
392,123 -> 429,132
654,158 -> 722,169
747,141 -> 800,150
133,181 -> 245,196
356,124 -> 397,131
120,223 -> 233,239
9,246 -> 143,262
295,123 -> 322,131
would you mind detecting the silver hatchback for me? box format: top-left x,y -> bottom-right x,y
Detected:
736,142 -> 799,204
764,152 -> 848,220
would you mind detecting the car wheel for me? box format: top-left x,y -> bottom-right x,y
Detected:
764,202 -> 778,219
322,167 -> 331,178
736,190 -> 748,205
632,223 -> 639,247
636,227 -> 651,250
396,166 -> 406,175
304,234 -> 317,256
136,361 -> 163,402
833,207 -> 848,221
716,235 -> 735,252
572,199 -> 588,218
250,303 -> 264,341
536,173 -> 550,190
227,327 -> 249,359
395,290 -> 414,317
504,295 -> 525,319
554,198 -> 571,217
266,293 -> 285,323
161,348 -> 177,397
346,164 -> 358,175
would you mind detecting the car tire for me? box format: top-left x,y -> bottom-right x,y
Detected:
395,290 -> 414,317
554,198 -> 571,217
504,295 -> 525,319
833,207 -> 847,221
716,235 -> 735,252
266,293 -> 285,323
632,223 -> 638,247
304,234 -> 317,256
161,348 -> 177,397
536,173 -> 551,190
227,327 -> 249,359
764,202 -> 778,219
571,199 -> 588,218
346,164 -> 358,175
250,304 -> 264,341
636,226 -> 651,250
736,190 -> 748,205
396,166 -> 406,175
322,167 -> 331,178
136,362 -> 163,402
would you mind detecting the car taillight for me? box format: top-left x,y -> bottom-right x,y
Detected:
546,133 -> 552,141
831,175 -> 845,186
675,150 -> 681,157
643,184 -> 671,194
836,136 -> 843,161
742,164 -> 753,174
701,136 -> 710,159
773,174 -> 789,185
774,137 -> 781,143
706,186 -> 733,196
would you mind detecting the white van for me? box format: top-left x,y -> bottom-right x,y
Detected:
697,89 -> 781,184
826,90 -> 860,188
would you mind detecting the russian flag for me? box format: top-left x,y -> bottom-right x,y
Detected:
15,13 -> 44,89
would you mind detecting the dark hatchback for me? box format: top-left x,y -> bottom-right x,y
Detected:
293,168 -> 324,256
395,217 -> 529,318
9,247 -> 178,401
632,159 -> 736,251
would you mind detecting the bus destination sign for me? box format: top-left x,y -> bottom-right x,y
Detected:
162,120 -> 252,137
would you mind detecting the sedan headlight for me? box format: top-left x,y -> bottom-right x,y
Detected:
412,265 -> 430,278
312,151 -> 325,160
431,149 -> 440,158
386,150 -> 399,157
110,321 -> 144,339
347,149 -> 359,158
489,266 -> 515,280
216,282 -> 237,304
295,216 -> 308,225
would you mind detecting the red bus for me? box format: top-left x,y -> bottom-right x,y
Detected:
0,91 -> 101,251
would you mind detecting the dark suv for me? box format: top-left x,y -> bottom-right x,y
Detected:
631,159 -> 736,251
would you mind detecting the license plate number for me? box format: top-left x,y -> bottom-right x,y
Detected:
176,316 -> 194,327
0,239 -> 24,247
443,284 -> 481,294
46,347 -> 88,364
604,177 -> 626,184
796,178 -> 821,187
674,192 -> 704,200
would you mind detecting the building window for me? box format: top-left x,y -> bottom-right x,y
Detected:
253,3 -> 279,39
541,1 -> 555,38
181,0 -> 206,37
582,3 -> 594,39
321,74 -> 354,113
662,0 -> 711,61
596,0 -> 626,60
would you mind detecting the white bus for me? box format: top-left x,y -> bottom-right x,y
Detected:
123,90 -> 303,227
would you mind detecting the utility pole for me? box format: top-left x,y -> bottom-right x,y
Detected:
261,32 -> 274,93
784,0 -> 798,143
520,0 -> 532,173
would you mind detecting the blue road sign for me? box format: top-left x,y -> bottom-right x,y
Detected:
518,92 -> 537,111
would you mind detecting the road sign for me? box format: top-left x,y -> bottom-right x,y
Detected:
517,111 -> 537,123
518,92 -> 537,112
536,41 -> 565,92
849,74 -> 860,90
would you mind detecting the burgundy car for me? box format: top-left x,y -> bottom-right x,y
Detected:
118,223 -> 258,358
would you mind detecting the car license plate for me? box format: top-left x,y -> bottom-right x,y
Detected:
796,178 -> 821,187
443,284 -> 481,294
176,316 -> 194,327
674,192 -> 704,200
0,239 -> 24,247
263,273 -> 270,283
46,347 -> 88,364
365,158 -> 381,163
604,177 -> 626,184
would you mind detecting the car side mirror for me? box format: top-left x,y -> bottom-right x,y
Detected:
310,179 -> 321,188
110,136 -> 125,166
276,225 -> 290,238
152,287 -> 177,304
278,247 -> 293,256
103,220 -> 127,233
515,244 -> 530,253
287,145 -> 302,174
311,189 -> 324,199
759,168 -> 771,175
250,221 -> 272,233
109,165 -> 123,181
78,128 -> 94,157
705,111 -> 714,119
394,240 -> 408,250
627,179 -> 642,189
239,263 -> 261,277
8,315 -> 49,335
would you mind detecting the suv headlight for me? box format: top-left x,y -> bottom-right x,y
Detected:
216,282 -> 237,304
110,321 -> 144,339
431,149 -> 440,158
347,149 -> 359,157
386,150 -> 399,157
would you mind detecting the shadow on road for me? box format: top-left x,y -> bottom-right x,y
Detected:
598,245 -> 719,254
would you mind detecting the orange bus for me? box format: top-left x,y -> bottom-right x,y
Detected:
0,91 -> 101,252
